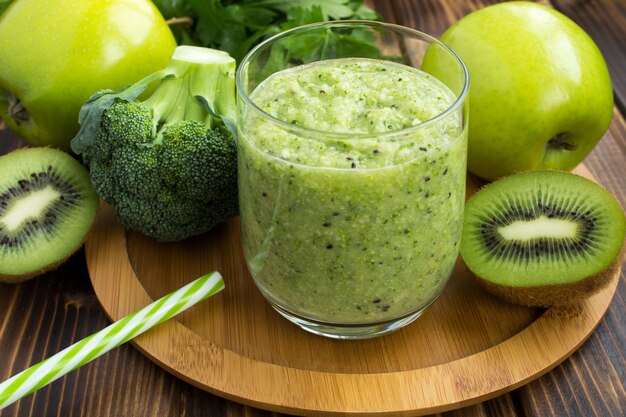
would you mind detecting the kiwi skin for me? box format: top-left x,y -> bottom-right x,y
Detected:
2,260 -> 70,283
0,148 -> 99,283
469,241 -> 625,307
0,230 -> 95,283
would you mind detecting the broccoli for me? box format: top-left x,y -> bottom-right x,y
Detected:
71,46 -> 238,242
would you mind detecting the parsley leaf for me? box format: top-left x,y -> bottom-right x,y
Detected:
256,0 -> 355,20
153,0 -> 381,63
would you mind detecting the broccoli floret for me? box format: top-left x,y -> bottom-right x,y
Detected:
110,143 -> 161,199
160,121 -> 236,201
71,46 -> 238,242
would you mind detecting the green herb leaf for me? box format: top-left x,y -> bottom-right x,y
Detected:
0,0 -> 13,15
349,1 -> 380,20
151,0 -> 193,18
283,5 -> 327,30
153,0 -> 381,64
256,0 -> 354,19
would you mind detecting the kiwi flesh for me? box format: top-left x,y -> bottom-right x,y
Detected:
460,170 -> 625,307
0,148 -> 98,283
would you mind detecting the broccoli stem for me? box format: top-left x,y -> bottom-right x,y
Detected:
142,46 -> 237,142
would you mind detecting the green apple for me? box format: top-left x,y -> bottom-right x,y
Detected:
422,2 -> 613,181
0,0 -> 177,150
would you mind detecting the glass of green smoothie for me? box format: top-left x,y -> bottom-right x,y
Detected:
236,21 -> 469,339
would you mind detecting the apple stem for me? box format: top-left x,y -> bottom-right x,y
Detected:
166,16 -> 194,27
6,94 -> 29,127
548,133 -> 578,151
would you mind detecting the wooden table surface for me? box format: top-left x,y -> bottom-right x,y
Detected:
1,0 -> 624,416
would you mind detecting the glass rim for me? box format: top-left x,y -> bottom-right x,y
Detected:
235,19 -> 469,140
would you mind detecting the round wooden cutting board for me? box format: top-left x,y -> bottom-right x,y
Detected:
85,165 -> 619,416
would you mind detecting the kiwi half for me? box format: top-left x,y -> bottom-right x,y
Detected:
0,148 -> 98,282
460,170 -> 625,307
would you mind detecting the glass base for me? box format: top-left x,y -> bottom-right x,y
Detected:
268,297 -> 440,340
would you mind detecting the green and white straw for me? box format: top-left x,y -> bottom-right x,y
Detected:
0,271 -> 224,410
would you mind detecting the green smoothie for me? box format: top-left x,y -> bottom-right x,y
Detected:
238,58 -> 466,324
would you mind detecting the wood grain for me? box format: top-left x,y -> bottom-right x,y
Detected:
518,4 -> 626,416
82,162 -> 619,416
0,1 -> 624,416
514,95 -> 626,417
127,225 -> 540,374
384,4 -> 626,417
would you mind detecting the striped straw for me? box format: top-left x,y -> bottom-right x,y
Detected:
0,271 -> 224,410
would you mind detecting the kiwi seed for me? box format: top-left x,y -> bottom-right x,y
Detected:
460,170 -> 625,307
0,148 -> 98,283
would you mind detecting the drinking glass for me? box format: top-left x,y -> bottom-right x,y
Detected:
236,21 -> 469,339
